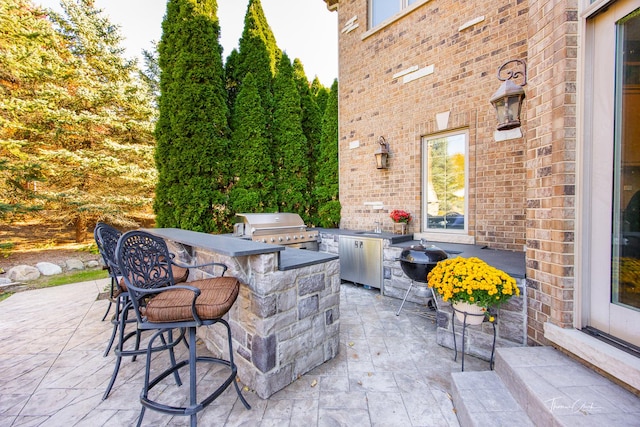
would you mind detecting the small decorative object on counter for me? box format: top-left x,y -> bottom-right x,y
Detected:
427,256 -> 519,325
390,209 -> 411,234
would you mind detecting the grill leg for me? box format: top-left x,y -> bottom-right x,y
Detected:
396,281 -> 414,316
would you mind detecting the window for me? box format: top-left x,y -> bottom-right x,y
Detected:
370,0 -> 417,28
422,131 -> 468,232
611,8 -> 640,311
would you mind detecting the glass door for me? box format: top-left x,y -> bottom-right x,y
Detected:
587,0 -> 640,346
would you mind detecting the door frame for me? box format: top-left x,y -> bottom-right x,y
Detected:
577,0 -> 640,345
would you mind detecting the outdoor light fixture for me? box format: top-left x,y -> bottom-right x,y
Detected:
490,59 -> 527,131
375,136 -> 390,169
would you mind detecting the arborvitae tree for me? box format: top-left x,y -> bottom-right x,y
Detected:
292,58 -> 322,225
228,73 -> 275,213
154,0 -> 230,232
311,76 -> 330,116
314,79 -> 340,228
224,48 -> 240,116
228,0 -> 280,117
272,53 -> 309,218
1,0 -> 157,241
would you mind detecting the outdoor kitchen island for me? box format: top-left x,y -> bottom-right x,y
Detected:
144,228 -> 340,399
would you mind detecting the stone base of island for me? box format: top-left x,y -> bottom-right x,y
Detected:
145,228 -> 340,399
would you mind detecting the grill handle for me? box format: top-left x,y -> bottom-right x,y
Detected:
250,225 -> 306,234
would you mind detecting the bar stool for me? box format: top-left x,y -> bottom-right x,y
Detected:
116,230 -> 250,426
94,222 -> 189,399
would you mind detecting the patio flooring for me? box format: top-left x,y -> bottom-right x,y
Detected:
0,278 -> 489,426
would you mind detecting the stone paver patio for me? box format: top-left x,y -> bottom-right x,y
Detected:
0,278 -> 488,426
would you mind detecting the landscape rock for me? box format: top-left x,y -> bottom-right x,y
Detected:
65,258 -> 85,270
36,262 -> 63,276
0,278 -> 12,285
7,265 -> 41,282
85,260 -> 100,269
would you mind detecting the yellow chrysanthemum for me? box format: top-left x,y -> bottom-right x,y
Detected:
427,256 -> 519,308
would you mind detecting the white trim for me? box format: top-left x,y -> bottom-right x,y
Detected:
402,65 -> 434,83
392,65 -> 419,79
414,232 -> 475,245
342,23 -> 359,34
362,0 -> 431,40
458,16 -> 485,32
544,323 -> 640,391
493,128 -> 523,142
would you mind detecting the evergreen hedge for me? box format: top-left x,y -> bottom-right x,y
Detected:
154,0 -> 230,232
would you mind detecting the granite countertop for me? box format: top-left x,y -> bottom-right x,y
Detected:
316,228 -> 525,279
278,247 -> 338,271
144,228 -> 337,271
143,228 -> 282,257
392,240 -> 526,279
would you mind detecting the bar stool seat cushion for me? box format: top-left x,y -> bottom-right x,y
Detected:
143,277 -> 240,323
171,265 -> 189,283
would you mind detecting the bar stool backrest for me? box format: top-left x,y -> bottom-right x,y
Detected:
95,222 -> 123,277
116,230 -> 176,320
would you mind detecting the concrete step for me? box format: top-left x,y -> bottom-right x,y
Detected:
451,346 -> 640,427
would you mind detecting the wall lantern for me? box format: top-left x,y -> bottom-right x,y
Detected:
490,59 -> 527,131
375,136 -> 390,169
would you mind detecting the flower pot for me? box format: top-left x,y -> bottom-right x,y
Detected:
452,301 -> 486,325
393,222 -> 408,234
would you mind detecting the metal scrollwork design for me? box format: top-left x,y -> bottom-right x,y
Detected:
497,59 -> 527,86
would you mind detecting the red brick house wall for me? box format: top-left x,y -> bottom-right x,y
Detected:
325,0 -> 579,346
524,0 -> 578,344
331,0 -> 528,252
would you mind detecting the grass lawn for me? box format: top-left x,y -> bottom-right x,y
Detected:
0,268 -> 109,302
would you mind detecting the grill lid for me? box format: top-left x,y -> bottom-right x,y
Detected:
398,244 -> 448,283
235,213 -> 318,244
399,244 -> 448,264
236,213 -> 306,235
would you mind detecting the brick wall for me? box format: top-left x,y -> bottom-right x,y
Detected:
334,0 -> 528,251
524,0 -> 578,345
328,0 -> 579,347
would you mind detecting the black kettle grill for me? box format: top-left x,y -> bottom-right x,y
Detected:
396,243 -> 448,315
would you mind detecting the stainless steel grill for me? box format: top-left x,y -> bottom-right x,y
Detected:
234,213 -> 319,250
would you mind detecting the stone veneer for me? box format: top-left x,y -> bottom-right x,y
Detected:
166,240 -> 340,399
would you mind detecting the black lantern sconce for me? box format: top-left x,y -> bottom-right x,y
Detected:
375,136 -> 390,169
490,59 -> 527,131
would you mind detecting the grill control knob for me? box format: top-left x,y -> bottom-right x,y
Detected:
278,237 -> 283,242
261,239 -> 266,243
286,236 -> 290,241
293,235 -> 298,240
270,237 -> 275,242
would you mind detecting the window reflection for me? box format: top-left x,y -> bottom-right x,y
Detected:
424,133 -> 466,231
612,9 -> 640,310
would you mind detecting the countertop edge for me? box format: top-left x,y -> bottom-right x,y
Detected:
143,228 -> 283,257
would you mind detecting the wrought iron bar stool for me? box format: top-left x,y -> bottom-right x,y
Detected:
94,222 -> 127,356
94,223 -> 190,399
116,230 -> 251,427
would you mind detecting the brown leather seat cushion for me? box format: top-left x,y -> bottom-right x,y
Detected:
172,265 -> 189,283
143,277 -> 240,323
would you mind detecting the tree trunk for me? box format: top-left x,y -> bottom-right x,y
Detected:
74,214 -> 87,243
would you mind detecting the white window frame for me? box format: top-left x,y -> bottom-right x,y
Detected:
420,130 -> 472,244
369,0 -> 420,29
